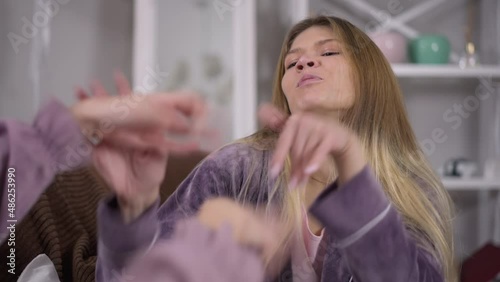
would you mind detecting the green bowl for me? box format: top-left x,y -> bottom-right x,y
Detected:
409,35 -> 450,64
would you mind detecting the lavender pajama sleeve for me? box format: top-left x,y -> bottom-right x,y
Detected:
310,166 -> 443,281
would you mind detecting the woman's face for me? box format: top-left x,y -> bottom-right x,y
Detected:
281,26 -> 355,116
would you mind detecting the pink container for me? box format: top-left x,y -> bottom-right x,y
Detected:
369,32 -> 407,63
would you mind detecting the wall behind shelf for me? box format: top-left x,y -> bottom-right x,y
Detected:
400,78 -> 480,171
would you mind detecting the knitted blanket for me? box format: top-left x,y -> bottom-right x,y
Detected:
0,151 -> 207,282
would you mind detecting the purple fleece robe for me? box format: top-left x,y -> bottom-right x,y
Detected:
97,142 -> 444,282
0,99 -> 444,282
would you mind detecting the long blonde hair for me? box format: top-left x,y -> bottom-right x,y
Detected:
237,16 -> 456,281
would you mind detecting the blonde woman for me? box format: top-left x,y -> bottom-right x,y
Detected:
95,16 -> 456,282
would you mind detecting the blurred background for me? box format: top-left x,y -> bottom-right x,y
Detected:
0,0 -> 499,279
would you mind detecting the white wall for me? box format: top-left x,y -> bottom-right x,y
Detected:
0,0 -> 133,122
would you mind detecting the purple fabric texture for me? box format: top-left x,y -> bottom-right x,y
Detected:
97,143 -> 444,282
123,218 -> 265,282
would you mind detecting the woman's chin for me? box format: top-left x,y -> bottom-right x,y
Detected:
295,95 -> 351,114
296,98 -> 327,112
294,102 -> 346,119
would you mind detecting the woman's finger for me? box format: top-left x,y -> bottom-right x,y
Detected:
105,129 -> 200,155
289,117 -> 314,188
120,105 -> 196,133
161,109 -> 200,133
301,123 -> 325,176
91,80 -> 109,97
172,94 -> 208,120
163,93 -> 207,117
114,70 -> 132,97
152,94 -> 209,134
105,131 -> 162,152
91,144 -> 123,188
305,133 -> 336,176
271,116 -> 299,178
295,126 -> 329,187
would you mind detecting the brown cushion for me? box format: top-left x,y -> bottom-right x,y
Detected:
159,151 -> 209,203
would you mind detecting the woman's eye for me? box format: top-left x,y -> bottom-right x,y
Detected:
286,62 -> 297,69
322,51 -> 340,56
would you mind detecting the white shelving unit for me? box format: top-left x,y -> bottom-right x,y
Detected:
393,64 -> 500,78
397,62 -> 500,192
394,62 -> 499,194
442,177 -> 500,191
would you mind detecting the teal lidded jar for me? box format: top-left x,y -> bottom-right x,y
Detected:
409,35 -> 450,64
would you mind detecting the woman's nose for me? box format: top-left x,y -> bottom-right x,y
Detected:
296,56 -> 317,70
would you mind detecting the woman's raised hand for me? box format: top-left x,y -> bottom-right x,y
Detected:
74,72 -> 209,222
72,72 -> 207,152
258,103 -> 366,189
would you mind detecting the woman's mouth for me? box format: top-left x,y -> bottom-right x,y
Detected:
297,74 -> 322,88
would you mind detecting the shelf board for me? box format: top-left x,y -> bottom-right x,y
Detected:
392,64 -> 500,78
441,177 -> 500,191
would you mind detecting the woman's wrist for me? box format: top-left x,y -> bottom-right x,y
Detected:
71,97 -> 116,145
71,99 -> 94,126
70,99 -> 101,139
117,190 -> 159,224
